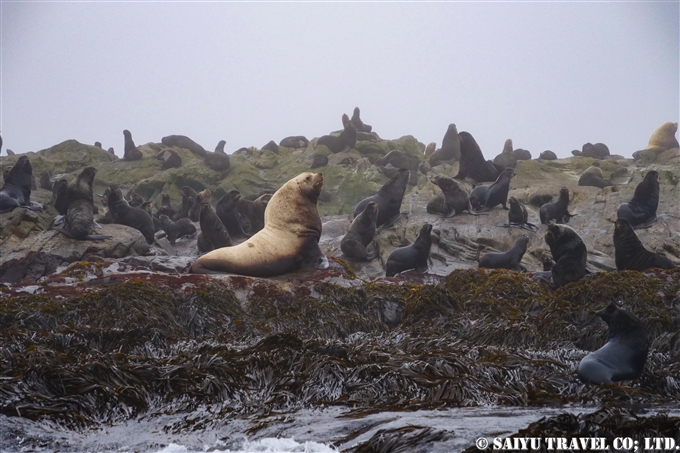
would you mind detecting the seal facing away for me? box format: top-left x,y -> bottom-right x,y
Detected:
479,235 -> 529,271
578,303 -> 648,384
341,201 -> 380,261
469,168 -> 515,211
107,186 -> 155,244
385,223 -> 432,277
614,218 -> 675,271
122,130 -> 143,161
578,161 -> 612,188
616,171 -> 659,229
544,223 -> 587,288
0,155 -> 43,213
427,175 -> 481,217
353,168 -> 409,228
190,172 -> 327,277
429,124 -> 461,167
505,196 -> 538,231
540,187 -> 576,224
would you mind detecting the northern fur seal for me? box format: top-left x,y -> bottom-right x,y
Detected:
429,124 -> 461,167
190,172 -> 327,277
645,122 -> 679,150
385,223 -> 432,277
616,171 -> 659,229
577,303 -> 648,384
540,187 -> 576,224
539,150 -> 557,160
492,139 -> 516,169
39,171 -> 53,191
572,142 -> 610,159
237,193 -> 271,234
351,107 -> 372,133
204,150 -> 231,171
0,156 -> 43,213
375,150 -> 420,185
544,223 -> 587,288
424,142 -> 436,158
216,190 -> 251,239
161,135 -> 207,158
156,149 -> 182,170
155,193 -> 176,220
52,179 -> 68,216
159,214 -> 196,245
479,235 -> 529,271
505,196 -> 538,231
215,140 -> 227,153
279,136 -> 309,149
353,168 -> 409,228
317,114 -> 357,154
427,175 -> 481,217
107,186 -> 155,244
188,190 -> 204,222
469,168 -> 515,211
197,192 -> 232,253
454,131 -> 501,183
340,201 -> 379,261
123,130 -> 143,161
613,218 -> 675,271
178,186 -> 198,220
310,153 -> 329,169
262,140 -> 280,154
578,161 -> 612,188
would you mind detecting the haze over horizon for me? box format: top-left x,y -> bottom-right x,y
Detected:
1,2 -> 678,160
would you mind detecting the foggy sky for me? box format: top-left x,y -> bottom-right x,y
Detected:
1,2 -> 678,160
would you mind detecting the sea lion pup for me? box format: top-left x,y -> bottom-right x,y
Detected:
107,186 -> 155,244
479,235 -> 529,271
156,149 -> 182,170
279,136 -> 309,149
317,114 -> 357,154
39,171 -> 53,191
0,155 -> 43,213
454,131 -> 500,183
237,193 -> 272,234
427,175 -> 483,217
578,161 -> 612,188
539,187 -> 576,224
215,140 -> 226,153
645,121 -> 679,150
385,223 -> 433,277
122,130 -> 143,161
190,172 -> 327,277
469,168 -> 516,211
353,168 -> 409,228
613,218 -> 675,271
350,107 -> 372,133
616,171 -> 659,229
503,196 -> 538,231
216,190 -> 251,239
52,167 -> 111,241
577,303 -> 649,385
341,202 -> 380,261
429,124 -> 461,167
159,214 -> 196,245
544,223 -> 587,288
539,150 -> 557,160
161,135 -> 208,158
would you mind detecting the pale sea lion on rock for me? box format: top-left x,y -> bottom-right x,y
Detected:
216,190 -> 250,239
540,187 -> 576,224
479,235 -> 529,271
544,223 -> 587,288
353,168 -> 409,228
616,171 -> 659,229
161,135 -> 207,158
613,218 -> 675,271
159,214 -> 196,245
190,172 -> 327,277
646,122 -> 679,150
122,130 -> 143,161
429,124 -> 461,167
578,161 -> 612,188
454,131 -> 501,183
341,201 -> 379,261
427,175 -> 481,217
385,223 -> 432,277
469,168 -> 515,211
578,303 -> 648,384
351,107 -> 372,133
0,156 -> 43,213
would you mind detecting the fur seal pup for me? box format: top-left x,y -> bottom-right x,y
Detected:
616,171 -> 659,229
107,186 -> 155,244
279,136 -> 309,149
351,107 -> 372,133
155,193 -> 176,220
429,124 -> 461,167
385,224 -> 432,277
310,153 -> 328,169
645,122 -> 678,150
0,156 -> 43,213
544,223 -> 587,288
469,168 -> 515,211
159,214 -> 196,245
540,187 -> 576,224
156,149 -> 182,170
504,196 -> 538,231
539,150 -> 557,160
353,168 -> 409,228
197,191 -> 232,253
161,135 -> 207,158
578,161 -> 612,188
178,186 -> 198,220
317,114 -> 357,154
237,193 -> 271,234
427,175 -> 482,217
454,131 -> 500,183
613,218 -> 675,271
216,190 -> 250,239
190,172 -> 327,276
479,235 -> 529,271
577,303 -> 649,384
341,201 -> 380,261
123,130 -> 143,161
215,140 -> 227,153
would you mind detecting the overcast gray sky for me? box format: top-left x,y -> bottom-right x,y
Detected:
1,1 -> 678,160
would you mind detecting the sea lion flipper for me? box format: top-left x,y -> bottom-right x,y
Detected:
53,215 -> 66,226
93,220 -> 104,229
26,202 -> 43,211
301,254 -> 329,270
85,234 -> 113,241
415,265 -> 428,274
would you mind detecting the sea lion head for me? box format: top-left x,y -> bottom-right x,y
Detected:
296,172 -> 324,202
559,187 -> 570,201
419,223 -> 433,239
364,201 -> 379,222
199,188 -> 212,204
509,196 -> 520,208
342,114 -> 351,128
595,302 -> 647,344
123,130 -> 131,139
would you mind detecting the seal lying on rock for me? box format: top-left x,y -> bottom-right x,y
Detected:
161,135 -> 208,158
354,168 -> 409,228
578,303 -> 648,385
540,187 -> 576,224
578,161 -> 612,188
572,142 -> 610,159
385,224 -> 432,277
427,176 -> 482,217
544,223 -> 587,288
539,150 -> 557,160
479,235 -> 529,272
469,168 -> 515,211
616,171 -> 659,229
341,201 -> 380,261
159,214 -> 196,245
613,218 -> 675,271
190,172 -> 328,277
0,155 -> 43,213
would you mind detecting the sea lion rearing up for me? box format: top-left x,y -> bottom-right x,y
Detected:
454,131 -> 501,184
340,201 -> 380,261
577,303 -> 649,384
469,168 -> 515,212
540,187 -> 576,224
353,168 -> 409,228
479,235 -> 529,272
0,155 -> 43,213
385,223 -> 432,277
190,172 -> 327,277
613,218 -> 675,271
123,130 -> 143,161
351,107 -> 372,133
544,223 -> 587,288
317,114 -> 357,154
616,171 -> 659,229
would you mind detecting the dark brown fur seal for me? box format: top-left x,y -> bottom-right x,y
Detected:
155,193 -> 176,220
454,131 -> 501,183
191,173 -> 327,276
262,140 -> 280,154
492,138 -> 516,169
0,156 -> 42,213
6,149 -> 15,156
216,190 -> 250,239
351,107 -> 372,133
279,136 -> 309,149
353,168 -> 409,228
52,179 -> 69,216
204,150 -> 231,172
429,124 -> 461,167
505,196 -> 538,231
39,171 -> 53,191
427,175 -> 480,217
178,186 -> 198,220
311,153 -> 329,169
107,186 -> 155,244
123,130 -> 143,161
385,223 -> 432,277
161,135 -> 207,158
578,303 -> 648,384
578,161 -> 612,188
108,147 -> 116,156
539,150 -> 557,160
94,142 -> 102,148
159,214 -> 196,245
540,187 -> 576,224
317,114 -> 357,154
479,235 -> 529,271
375,150 -> 420,185
614,218 -> 675,271
215,140 -> 226,154
126,191 -> 145,208
341,201 -> 379,261
469,168 -> 515,211
156,149 -> 182,170
572,142 -> 610,159
237,193 -> 271,234
544,223 -> 587,288
197,199 -> 232,253
616,171 -> 659,229
188,190 -> 204,222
